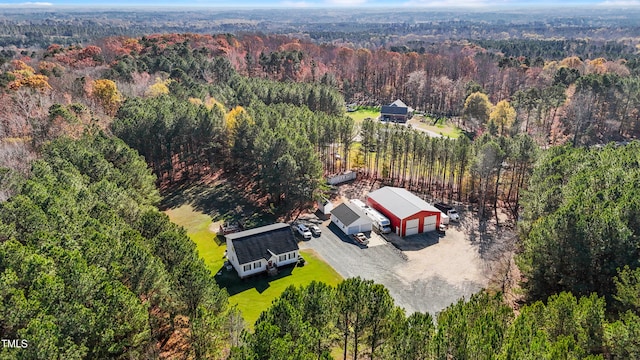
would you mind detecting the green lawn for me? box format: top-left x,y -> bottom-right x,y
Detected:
346,108 -> 380,124
216,249 -> 342,327
165,204 -> 342,328
165,204 -> 227,271
408,116 -> 463,139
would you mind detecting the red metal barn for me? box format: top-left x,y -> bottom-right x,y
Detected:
366,187 -> 441,237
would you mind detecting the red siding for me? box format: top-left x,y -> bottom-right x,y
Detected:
402,210 -> 441,236
367,197 -> 441,237
366,197 -> 402,235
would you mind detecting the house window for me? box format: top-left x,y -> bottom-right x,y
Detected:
279,255 -> 286,262
288,252 -> 295,259
253,262 -> 262,269
243,264 -> 251,272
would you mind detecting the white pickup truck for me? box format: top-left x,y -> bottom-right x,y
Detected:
434,203 -> 460,222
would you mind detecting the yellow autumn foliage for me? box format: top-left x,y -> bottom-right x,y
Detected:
7,60 -> 51,91
11,60 -> 34,73
225,106 -> 247,133
489,100 -> 516,136
188,98 -> 204,106
91,79 -> 122,115
145,78 -> 171,97
204,97 -> 225,112
560,56 -> 584,70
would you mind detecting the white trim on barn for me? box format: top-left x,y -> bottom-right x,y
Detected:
406,219 -> 419,236
423,215 -> 437,232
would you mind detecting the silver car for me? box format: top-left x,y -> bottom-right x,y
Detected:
309,224 -> 321,236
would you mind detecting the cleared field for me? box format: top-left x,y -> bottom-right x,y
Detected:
165,204 -> 342,328
346,108 -> 380,123
165,204 -> 226,271
408,116 -> 463,138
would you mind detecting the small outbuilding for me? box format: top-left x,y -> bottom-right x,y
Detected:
327,171 -> 357,185
330,202 -> 373,235
226,223 -> 299,279
317,197 -> 334,216
366,187 -> 441,237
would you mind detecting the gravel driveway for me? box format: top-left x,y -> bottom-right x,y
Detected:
298,221 -> 485,316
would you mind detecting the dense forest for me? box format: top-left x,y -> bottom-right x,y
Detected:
1,8 -> 640,359
0,134 -> 232,358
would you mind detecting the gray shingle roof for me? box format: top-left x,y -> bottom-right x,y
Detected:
381,105 -> 408,116
227,223 -> 299,265
367,187 -> 440,219
331,202 -> 364,226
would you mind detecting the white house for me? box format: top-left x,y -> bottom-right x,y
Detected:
330,202 -> 373,235
225,223 -> 299,279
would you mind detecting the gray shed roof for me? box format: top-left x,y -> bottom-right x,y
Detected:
227,223 -> 299,265
367,187 -> 440,219
331,202 -> 369,227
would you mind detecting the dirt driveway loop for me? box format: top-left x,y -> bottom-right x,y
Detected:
297,216 -> 486,316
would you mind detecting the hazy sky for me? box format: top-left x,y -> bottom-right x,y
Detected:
2,0 -> 639,8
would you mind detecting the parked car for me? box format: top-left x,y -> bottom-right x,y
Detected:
309,224 -> 321,236
352,232 -> 369,246
438,223 -> 447,233
296,223 -> 312,239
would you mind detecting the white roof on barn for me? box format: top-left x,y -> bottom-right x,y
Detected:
367,187 -> 440,219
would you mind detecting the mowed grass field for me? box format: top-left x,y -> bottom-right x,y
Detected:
165,204 -> 342,328
346,107 -> 380,123
408,116 -> 463,138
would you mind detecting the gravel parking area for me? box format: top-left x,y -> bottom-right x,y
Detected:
298,219 -> 486,316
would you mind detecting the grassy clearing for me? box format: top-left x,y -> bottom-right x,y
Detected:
165,204 -> 226,271
346,108 -> 380,124
217,249 -> 342,327
408,116 -> 463,139
165,204 -> 342,328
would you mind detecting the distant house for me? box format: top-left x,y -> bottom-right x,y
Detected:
330,202 -> 373,235
226,223 -> 299,279
380,99 -> 412,123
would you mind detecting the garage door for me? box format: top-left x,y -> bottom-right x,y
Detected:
423,215 -> 437,232
360,222 -> 372,233
405,219 -> 419,236
347,226 -> 360,235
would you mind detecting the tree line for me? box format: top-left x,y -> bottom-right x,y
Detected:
96,32 -> 640,147
356,119 -> 537,221
518,142 -> 640,303
0,133 -> 232,359
113,96 -> 328,217
232,276 -> 640,359
4,31 -> 640,152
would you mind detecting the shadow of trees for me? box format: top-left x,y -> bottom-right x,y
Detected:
160,179 -> 277,228
214,264 -> 296,296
